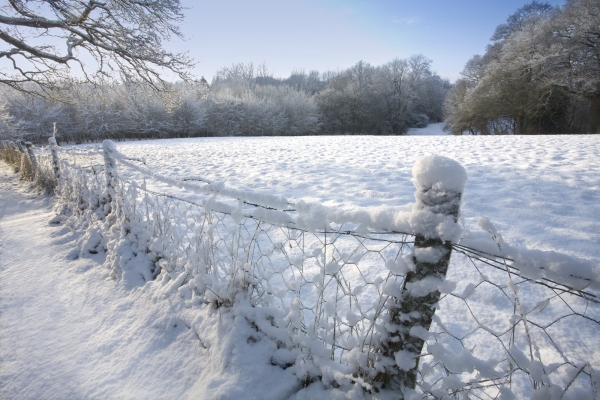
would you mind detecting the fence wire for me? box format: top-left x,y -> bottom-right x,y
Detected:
115,176 -> 416,361
111,151 -> 600,398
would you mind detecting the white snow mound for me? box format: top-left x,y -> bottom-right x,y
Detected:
412,155 -> 467,192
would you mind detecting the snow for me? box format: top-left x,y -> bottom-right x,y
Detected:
2,134 -> 600,399
412,154 -> 467,193
406,122 -> 448,136
0,165 -> 205,398
107,134 -> 597,260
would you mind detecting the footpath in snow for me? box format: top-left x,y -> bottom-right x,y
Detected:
0,162 -> 208,398
0,162 -> 306,399
406,122 -> 448,135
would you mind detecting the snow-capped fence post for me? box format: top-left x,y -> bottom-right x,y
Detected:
48,136 -> 60,181
377,155 -> 466,392
102,139 -> 118,219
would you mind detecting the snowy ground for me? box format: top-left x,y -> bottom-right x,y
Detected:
112,134 -> 600,260
0,162 -> 303,399
0,163 -> 200,398
1,133 -> 599,399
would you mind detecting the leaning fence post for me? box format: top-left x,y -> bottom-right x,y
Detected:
48,136 -> 60,181
377,155 -> 467,392
16,140 -> 25,153
25,142 -> 39,178
102,139 -> 118,218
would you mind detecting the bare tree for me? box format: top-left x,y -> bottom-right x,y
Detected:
0,0 -> 193,93
213,62 -> 256,84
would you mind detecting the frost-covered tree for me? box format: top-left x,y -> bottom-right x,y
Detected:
284,69 -> 326,95
477,21 -> 558,135
490,0 -> 555,42
213,62 -> 256,84
2,88 -> 71,141
1,78 -> 210,142
0,100 -> 15,139
205,80 -> 320,136
314,86 -> 353,134
444,79 -> 479,134
0,0 -> 193,93
373,58 -> 415,133
541,0 -> 600,133
445,0 -> 599,134
170,82 -> 209,137
377,55 -> 439,130
413,74 -> 451,123
315,56 -> 446,135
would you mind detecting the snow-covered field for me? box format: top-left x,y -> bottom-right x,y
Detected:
113,134 -> 599,259
1,133 -> 599,399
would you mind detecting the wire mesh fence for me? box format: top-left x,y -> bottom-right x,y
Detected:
112,174 -> 418,375
2,138 -> 599,398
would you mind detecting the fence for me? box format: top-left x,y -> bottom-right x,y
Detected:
0,139 -> 58,192
1,139 -> 599,399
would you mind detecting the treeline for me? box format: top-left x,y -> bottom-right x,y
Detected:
0,56 -> 449,143
445,0 -> 600,135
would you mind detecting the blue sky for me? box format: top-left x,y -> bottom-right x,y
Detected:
175,0 -> 565,83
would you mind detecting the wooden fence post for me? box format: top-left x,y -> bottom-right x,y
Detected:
102,139 -> 118,218
48,137 -> 60,181
377,155 -> 467,393
25,142 -> 39,178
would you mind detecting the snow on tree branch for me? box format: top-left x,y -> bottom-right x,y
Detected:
0,0 -> 194,93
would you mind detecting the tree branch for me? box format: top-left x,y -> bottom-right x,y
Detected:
0,0 -> 193,94
0,29 -> 72,63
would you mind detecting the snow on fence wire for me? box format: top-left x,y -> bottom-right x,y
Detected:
3,138 -> 599,399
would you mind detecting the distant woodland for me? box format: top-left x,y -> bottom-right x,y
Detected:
0,55 -> 448,143
0,0 -> 598,142
445,0 -> 600,135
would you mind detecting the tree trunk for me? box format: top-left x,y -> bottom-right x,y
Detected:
515,114 -> 524,135
586,94 -> 600,134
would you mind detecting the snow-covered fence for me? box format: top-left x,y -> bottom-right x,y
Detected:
7,139 -> 600,398
0,139 -> 56,190
100,146 -> 476,394
49,136 -> 61,182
